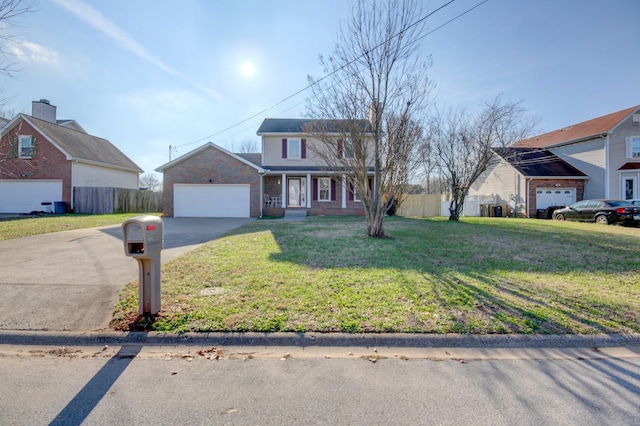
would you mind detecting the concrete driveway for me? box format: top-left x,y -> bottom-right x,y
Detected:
0,218 -> 251,331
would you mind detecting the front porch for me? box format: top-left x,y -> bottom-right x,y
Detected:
261,173 -> 367,217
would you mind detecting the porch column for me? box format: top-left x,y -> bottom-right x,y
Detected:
341,174 -> 347,208
281,173 -> 287,208
306,174 -> 311,208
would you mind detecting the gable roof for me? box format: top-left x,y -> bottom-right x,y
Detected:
155,142 -> 265,173
494,148 -> 588,178
515,105 -> 640,149
235,153 -> 262,167
257,118 -> 373,135
2,114 -> 143,173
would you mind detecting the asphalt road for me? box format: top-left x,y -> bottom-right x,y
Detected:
0,218 -> 251,331
0,343 -> 638,425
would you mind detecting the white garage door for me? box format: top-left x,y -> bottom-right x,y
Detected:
536,188 -> 576,209
0,180 -> 63,213
174,184 -> 250,217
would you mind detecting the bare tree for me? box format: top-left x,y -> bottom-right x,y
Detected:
426,97 -> 537,221
306,0 -> 432,238
0,0 -> 38,79
140,172 -> 163,192
236,138 -> 259,153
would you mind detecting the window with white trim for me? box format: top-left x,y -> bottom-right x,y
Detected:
343,138 -> 355,159
288,138 -> 301,159
318,177 -> 331,201
626,137 -> 640,158
19,135 -> 34,158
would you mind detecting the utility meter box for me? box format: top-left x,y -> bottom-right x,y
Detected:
122,215 -> 163,257
122,215 -> 164,315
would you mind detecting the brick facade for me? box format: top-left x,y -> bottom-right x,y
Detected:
527,179 -> 586,218
0,118 -> 73,205
161,145 -> 262,217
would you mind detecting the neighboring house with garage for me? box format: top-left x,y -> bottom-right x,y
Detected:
468,104 -> 640,217
0,99 -> 143,213
156,118 -> 373,218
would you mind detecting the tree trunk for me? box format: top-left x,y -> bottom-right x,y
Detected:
366,209 -> 385,238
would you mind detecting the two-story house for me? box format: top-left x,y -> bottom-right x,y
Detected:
467,104 -> 640,217
0,99 -> 143,214
156,118 -> 374,218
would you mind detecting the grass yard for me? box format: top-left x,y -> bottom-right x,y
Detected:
0,213 -> 161,240
111,216 -> 640,335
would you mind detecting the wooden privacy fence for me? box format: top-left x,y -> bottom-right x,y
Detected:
396,194 -> 443,217
74,187 -> 162,214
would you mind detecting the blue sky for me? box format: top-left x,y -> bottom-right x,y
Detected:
2,0 -> 638,176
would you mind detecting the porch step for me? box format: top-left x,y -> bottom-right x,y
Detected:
284,209 -> 307,220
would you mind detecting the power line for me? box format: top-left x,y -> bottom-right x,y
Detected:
175,0 -> 488,151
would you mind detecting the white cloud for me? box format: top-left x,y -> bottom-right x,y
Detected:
9,41 -> 60,66
52,0 -> 223,100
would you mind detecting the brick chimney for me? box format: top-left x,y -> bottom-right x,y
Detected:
31,99 -> 57,123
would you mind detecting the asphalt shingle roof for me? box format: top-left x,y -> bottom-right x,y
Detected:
257,118 -> 373,134
494,148 -> 588,178
28,116 -> 142,172
515,105 -> 640,149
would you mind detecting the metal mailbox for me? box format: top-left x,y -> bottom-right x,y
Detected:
122,215 -> 164,315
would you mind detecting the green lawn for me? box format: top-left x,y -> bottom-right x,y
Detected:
111,216 -> 640,335
0,213 -> 161,240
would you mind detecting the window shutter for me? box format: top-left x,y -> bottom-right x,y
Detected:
331,179 -> 336,201
348,183 -> 354,201
626,137 -> 632,158
312,178 -> 318,201
337,139 -> 343,157
31,136 -> 36,157
10,136 -> 18,158
282,138 -> 287,158
301,139 -> 306,158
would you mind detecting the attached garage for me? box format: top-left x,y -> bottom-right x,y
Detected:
536,188 -> 576,209
0,180 -> 63,213
174,184 -> 250,217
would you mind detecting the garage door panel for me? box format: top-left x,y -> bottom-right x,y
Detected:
174,184 -> 250,217
536,188 -> 575,209
0,180 -> 63,213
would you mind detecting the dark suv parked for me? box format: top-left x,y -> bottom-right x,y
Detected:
552,199 -> 640,225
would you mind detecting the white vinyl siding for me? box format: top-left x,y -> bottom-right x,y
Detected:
72,162 -> 139,189
550,138 -> 605,199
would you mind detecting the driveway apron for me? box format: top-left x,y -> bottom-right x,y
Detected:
0,218 -> 251,331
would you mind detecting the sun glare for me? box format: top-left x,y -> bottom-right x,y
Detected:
240,62 -> 255,77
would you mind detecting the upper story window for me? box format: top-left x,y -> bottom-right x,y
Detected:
282,138 -> 306,159
337,138 -> 356,159
627,137 -> 640,158
18,135 -> 35,158
288,138 -> 301,159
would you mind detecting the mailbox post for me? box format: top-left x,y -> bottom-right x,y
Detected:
122,215 -> 164,315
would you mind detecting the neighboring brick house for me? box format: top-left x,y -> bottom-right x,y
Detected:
468,104 -> 640,217
0,99 -> 143,213
156,118 -> 374,218
468,148 -> 588,218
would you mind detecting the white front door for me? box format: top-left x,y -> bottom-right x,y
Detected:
287,178 -> 306,207
288,179 -> 300,207
623,177 -> 636,200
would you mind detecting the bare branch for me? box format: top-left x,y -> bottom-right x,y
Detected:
306,0 -> 432,237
